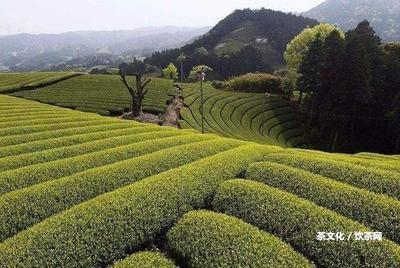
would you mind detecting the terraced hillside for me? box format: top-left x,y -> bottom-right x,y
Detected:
0,72 -> 79,94
10,74 -> 307,147
181,86 -> 307,148
0,94 -> 399,267
11,74 -> 174,115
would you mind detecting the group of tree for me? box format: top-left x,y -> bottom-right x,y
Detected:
146,8 -> 318,79
292,21 -> 400,154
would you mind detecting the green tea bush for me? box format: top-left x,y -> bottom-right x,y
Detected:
0,121 -> 136,147
264,152 -> 400,199
113,251 -> 176,268
247,161 -> 400,244
226,73 -> 283,94
0,128 -> 186,172
167,210 -> 311,267
214,179 -> 400,267
0,137 -> 243,241
0,133 -> 217,195
0,145 -> 278,267
0,124 -> 158,158
0,118 -> 105,137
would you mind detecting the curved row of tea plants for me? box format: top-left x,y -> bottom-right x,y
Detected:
9,73 -> 307,147
1,94 -> 399,267
0,72 -> 80,93
11,74 -> 174,115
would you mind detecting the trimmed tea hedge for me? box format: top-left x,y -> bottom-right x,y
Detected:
0,137 -> 243,241
167,210 -> 311,267
214,179 -> 400,267
0,128 -> 190,172
0,133 -> 218,195
246,161 -> 400,244
0,145 -> 279,267
264,152 -> 400,200
113,251 -> 176,268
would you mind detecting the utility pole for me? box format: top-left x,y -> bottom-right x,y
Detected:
199,72 -> 205,134
177,54 -> 186,88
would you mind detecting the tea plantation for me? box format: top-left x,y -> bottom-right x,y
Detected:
0,93 -> 399,267
10,74 -> 307,147
0,72 -> 80,94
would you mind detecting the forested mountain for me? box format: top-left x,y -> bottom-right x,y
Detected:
0,26 -> 210,72
304,0 -> 400,42
147,9 -> 318,79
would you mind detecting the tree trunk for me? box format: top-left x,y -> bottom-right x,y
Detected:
331,129 -> 340,153
130,95 -> 142,117
395,132 -> 400,154
298,90 -> 303,104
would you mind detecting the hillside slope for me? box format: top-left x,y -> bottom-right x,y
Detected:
148,9 -> 318,78
0,26 -> 210,72
0,95 -> 399,267
9,74 -> 307,147
304,0 -> 400,42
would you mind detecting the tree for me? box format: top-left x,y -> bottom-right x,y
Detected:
188,65 -> 213,81
319,30 -> 347,151
119,69 -> 152,117
285,23 -> 344,71
163,63 -> 178,80
296,34 -> 324,105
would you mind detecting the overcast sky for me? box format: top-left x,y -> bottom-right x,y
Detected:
0,0 -> 325,35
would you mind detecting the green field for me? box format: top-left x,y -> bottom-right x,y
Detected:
0,94 -> 399,267
0,72 -> 80,94
10,74 -> 307,147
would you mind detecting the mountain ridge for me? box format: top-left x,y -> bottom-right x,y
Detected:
303,0 -> 400,42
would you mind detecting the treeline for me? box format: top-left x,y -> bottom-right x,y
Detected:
146,8 -> 318,79
298,21 -> 400,154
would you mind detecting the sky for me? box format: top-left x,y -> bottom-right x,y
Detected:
0,0 -> 325,35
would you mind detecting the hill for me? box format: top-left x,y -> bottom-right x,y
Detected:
303,0 -> 400,42
147,9 -> 318,78
0,26 -> 210,72
7,73 -> 308,147
0,94 -> 399,267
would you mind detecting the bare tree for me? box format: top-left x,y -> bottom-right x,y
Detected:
119,70 -> 151,117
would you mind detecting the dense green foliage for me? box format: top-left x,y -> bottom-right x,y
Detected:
167,210 -> 311,267
296,21 -> 400,153
114,252 -> 176,268
214,179 -> 400,267
247,161 -> 400,244
0,94 -> 399,266
226,73 -> 282,94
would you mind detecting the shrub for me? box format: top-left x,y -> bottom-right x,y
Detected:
113,251 -> 176,268
0,126 -> 174,171
211,80 -> 227,89
226,73 -> 283,94
0,145 -> 278,267
246,161 -> 400,244
214,179 -> 400,267
0,137 -> 243,241
167,210 -> 311,267
0,132 -> 217,195
0,123 -> 160,158
0,121 -> 136,147
264,152 -> 400,200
